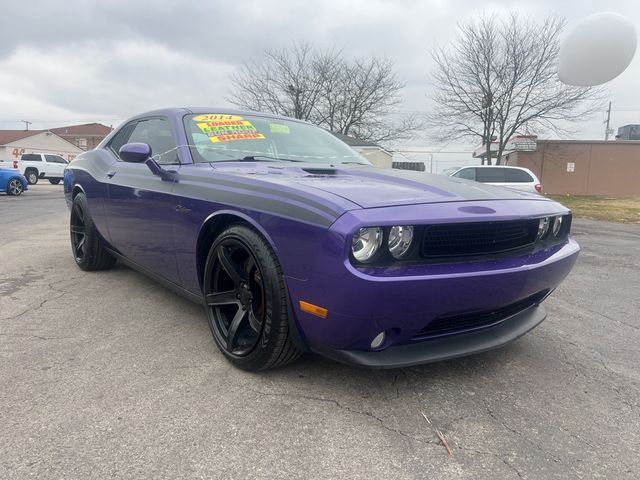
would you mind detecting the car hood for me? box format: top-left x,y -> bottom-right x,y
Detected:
210,163 -> 545,209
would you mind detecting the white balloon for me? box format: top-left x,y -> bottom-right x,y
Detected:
558,12 -> 637,86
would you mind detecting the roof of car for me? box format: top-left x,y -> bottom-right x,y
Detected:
129,107 -> 310,125
458,165 -> 533,171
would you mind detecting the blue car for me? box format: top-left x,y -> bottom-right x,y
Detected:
0,168 -> 28,196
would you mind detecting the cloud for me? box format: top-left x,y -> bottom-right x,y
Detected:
0,40 -> 236,127
0,0 -> 638,140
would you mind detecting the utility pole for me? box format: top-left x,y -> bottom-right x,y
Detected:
20,120 -> 32,131
604,102 -> 612,140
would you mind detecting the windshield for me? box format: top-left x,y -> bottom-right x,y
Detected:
183,113 -> 371,165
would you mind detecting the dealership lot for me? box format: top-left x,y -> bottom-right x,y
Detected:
1,184 -> 639,479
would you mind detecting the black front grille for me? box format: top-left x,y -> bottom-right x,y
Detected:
421,219 -> 539,258
413,290 -> 549,339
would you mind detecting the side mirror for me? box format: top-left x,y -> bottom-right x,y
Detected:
119,143 -> 152,163
558,12 -> 637,86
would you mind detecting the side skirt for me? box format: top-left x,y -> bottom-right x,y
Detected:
106,248 -> 203,305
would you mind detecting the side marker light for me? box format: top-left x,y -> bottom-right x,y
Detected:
299,301 -> 328,319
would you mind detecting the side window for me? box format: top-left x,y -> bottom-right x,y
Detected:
127,118 -> 179,165
22,154 -> 42,162
504,169 -> 534,183
45,155 -> 67,164
454,168 -> 476,181
108,122 -> 136,158
476,168 -> 506,182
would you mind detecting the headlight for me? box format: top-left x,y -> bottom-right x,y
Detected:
351,227 -> 383,263
552,215 -> 563,237
537,217 -> 551,239
388,226 -> 414,259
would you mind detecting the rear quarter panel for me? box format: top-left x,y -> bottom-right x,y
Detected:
64,150 -> 114,241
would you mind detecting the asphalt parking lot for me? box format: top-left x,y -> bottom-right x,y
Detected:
1,184 -> 639,479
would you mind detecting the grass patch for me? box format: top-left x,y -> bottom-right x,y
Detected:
547,195 -> 640,224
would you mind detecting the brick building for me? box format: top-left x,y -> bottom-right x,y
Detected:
48,123 -> 113,151
503,139 -> 640,196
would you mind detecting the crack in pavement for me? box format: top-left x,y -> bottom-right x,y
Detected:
482,399 -> 561,464
0,333 -> 73,341
2,291 -> 68,322
559,338 -> 640,409
1,273 -> 89,322
555,297 -> 640,332
480,399 -> 589,478
456,445 -> 524,479
247,388 -> 441,448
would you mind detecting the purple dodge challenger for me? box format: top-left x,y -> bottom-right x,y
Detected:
64,108 -> 579,371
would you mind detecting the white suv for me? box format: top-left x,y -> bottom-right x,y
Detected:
0,153 -> 69,185
443,166 -> 542,194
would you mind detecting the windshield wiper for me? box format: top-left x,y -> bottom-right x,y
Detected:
242,155 -> 304,163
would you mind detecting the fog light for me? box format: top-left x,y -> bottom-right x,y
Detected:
371,331 -> 386,349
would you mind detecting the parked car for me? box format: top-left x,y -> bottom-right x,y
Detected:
443,165 -> 542,193
0,168 -> 28,196
64,108 -> 579,371
0,153 -> 69,185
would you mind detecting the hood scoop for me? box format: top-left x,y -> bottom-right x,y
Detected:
302,168 -> 338,176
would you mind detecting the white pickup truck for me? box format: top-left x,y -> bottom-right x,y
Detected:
0,153 -> 69,185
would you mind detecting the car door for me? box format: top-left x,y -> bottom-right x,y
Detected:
44,155 -> 68,177
103,117 -> 182,284
20,153 -> 44,179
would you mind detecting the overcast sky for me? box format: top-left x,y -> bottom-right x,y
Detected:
1,0 -> 639,156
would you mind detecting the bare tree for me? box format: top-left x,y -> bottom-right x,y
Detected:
428,14 -> 603,164
228,43 -> 420,144
228,43 -> 322,121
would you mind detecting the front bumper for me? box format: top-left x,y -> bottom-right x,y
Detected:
282,199 -> 580,367
287,236 -> 578,351
309,302 -> 546,368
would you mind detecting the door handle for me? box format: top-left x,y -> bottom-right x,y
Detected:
106,171 -> 116,178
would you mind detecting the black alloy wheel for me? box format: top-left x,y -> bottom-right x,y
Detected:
70,200 -> 87,263
7,179 -> 24,196
49,178 -> 61,185
69,193 -> 116,271
204,225 -> 301,371
207,238 -> 266,356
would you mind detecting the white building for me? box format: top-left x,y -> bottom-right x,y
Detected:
331,132 -> 393,168
0,130 -> 85,162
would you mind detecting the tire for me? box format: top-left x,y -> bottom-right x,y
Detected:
204,224 -> 301,371
6,178 -> 24,196
70,193 -> 117,271
49,178 -> 61,185
25,169 -> 38,185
